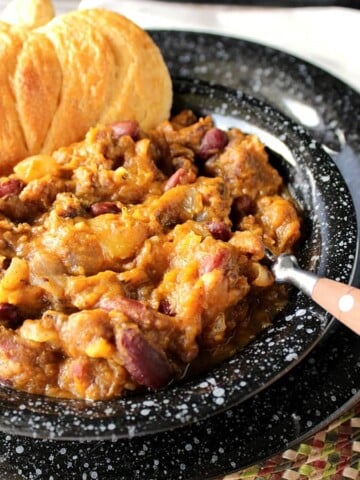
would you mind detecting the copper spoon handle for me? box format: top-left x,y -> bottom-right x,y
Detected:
271,254 -> 360,335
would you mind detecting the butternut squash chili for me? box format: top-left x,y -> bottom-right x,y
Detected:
0,110 -> 300,400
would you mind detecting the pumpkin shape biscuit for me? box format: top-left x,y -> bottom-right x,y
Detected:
0,0 -> 172,174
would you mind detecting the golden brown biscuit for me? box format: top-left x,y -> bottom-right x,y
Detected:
1,0 -> 55,29
0,0 -> 172,174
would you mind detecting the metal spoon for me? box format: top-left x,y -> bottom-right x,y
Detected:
267,251 -> 360,335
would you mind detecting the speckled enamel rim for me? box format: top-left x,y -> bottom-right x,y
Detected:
0,78 -> 357,441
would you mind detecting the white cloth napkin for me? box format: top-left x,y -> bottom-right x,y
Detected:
78,0 -> 360,93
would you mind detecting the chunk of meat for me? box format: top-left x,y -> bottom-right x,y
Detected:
98,296 -> 177,344
0,194 -> 38,222
159,114 -> 214,152
20,177 -> 70,212
0,327 -> 60,394
0,176 -> 68,222
229,230 -> 265,261
153,183 -> 203,229
255,195 -> 301,254
154,176 -> 231,229
58,356 -> 130,400
205,131 -> 282,199
56,309 -> 115,358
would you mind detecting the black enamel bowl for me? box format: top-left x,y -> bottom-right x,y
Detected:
0,78 -> 357,441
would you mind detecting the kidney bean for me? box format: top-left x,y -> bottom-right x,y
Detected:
233,195 -> 253,216
111,121 -> 139,140
199,128 -> 228,159
158,299 -> 176,316
0,303 -> 22,328
164,168 -> 187,191
0,178 -> 24,198
119,328 -> 173,388
207,221 -> 232,241
1,258 -> 11,270
90,202 -> 120,216
199,248 -> 231,275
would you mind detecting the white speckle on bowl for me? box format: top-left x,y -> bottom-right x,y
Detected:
285,353 -> 298,362
213,387 -> 225,398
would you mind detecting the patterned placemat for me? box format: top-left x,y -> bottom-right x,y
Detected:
224,402 -> 360,480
